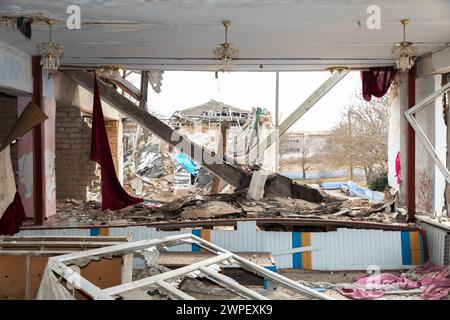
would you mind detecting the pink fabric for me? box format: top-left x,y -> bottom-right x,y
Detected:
340,288 -> 384,299
91,76 -> 143,210
354,273 -> 419,290
416,262 -> 450,300
416,261 -> 447,274
341,264 -> 450,300
341,273 -> 419,299
395,152 -> 401,185
421,271 -> 450,300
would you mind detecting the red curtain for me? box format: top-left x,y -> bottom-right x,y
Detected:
0,192 -> 26,235
361,67 -> 396,101
91,76 -> 143,210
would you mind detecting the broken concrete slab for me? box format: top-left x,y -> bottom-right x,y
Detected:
180,201 -> 242,220
247,170 -> 269,200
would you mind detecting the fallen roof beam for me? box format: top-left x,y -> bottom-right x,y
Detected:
247,70 -> 349,163
139,71 -> 149,110
109,76 -> 141,100
65,70 -> 245,187
64,70 -> 323,202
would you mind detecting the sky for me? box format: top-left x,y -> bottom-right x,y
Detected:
143,71 -> 361,132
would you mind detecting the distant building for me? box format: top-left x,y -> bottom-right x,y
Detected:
169,100 -> 254,153
170,100 -> 251,129
171,100 -> 277,171
280,131 -> 330,158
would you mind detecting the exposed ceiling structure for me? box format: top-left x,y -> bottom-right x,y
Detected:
1,0 -> 449,71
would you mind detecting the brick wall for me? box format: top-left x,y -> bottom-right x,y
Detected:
55,105 -> 122,200
105,120 -> 119,176
55,105 -> 98,200
0,93 -> 18,182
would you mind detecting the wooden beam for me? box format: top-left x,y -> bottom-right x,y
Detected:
211,121 -> 229,194
24,255 -> 32,300
64,70 -> 323,202
65,70 -> 245,187
19,216 -> 421,232
139,71 -> 149,110
109,76 -> 140,100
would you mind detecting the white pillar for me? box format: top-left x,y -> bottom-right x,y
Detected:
398,72 -> 409,206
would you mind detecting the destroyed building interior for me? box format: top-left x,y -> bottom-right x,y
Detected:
1,0 -> 450,303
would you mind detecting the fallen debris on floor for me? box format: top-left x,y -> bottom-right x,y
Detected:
52,187 -> 404,227
40,233 -> 333,300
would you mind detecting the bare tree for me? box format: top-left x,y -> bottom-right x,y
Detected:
280,134 -> 317,179
323,89 -> 390,184
298,135 -> 313,179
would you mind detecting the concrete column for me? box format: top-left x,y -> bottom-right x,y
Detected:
387,83 -> 400,190
17,97 -> 34,218
42,75 -> 56,218
398,72 -> 409,206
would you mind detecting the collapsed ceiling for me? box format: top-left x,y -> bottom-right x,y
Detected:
0,0 -> 449,71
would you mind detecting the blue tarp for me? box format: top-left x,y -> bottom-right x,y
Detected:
174,153 -> 199,176
321,181 -> 384,202
321,182 -> 346,190
347,181 -> 384,202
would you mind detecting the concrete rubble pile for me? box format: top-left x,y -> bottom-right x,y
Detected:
121,132 -> 213,202
55,188 -> 405,226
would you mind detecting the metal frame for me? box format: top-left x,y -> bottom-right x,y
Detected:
404,83 -> 450,183
45,233 -> 332,300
